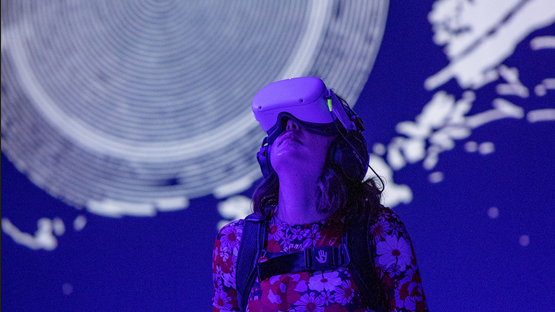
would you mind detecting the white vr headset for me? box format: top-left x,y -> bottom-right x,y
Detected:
252,77 -> 361,144
252,77 -> 369,181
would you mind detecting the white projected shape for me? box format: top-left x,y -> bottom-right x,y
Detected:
366,154 -> 413,207
52,218 -> 65,236
465,141 -> 478,153
88,199 -> 159,218
213,171 -> 261,199
373,0 -> 554,203
426,0 -> 555,90
373,143 -> 387,156
428,172 -> 444,183
534,78 -> 555,97
519,234 -> 530,247
2,1 -> 390,250
4,2 -> 333,163
527,109 -> 555,122
488,207 -> 500,219
465,99 -> 524,128
478,142 -> 495,155
496,65 -> 529,98
2,1 -> 389,228
73,215 -> 87,232
530,36 -> 555,49
1,218 -> 58,250
217,195 -> 253,230
388,91 -> 475,172
535,85 -> 548,96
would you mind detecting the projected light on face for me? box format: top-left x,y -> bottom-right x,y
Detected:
1,1 -> 389,248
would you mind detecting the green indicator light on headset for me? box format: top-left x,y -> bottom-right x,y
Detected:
328,98 -> 333,112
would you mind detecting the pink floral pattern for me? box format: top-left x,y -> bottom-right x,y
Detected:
212,207 -> 427,311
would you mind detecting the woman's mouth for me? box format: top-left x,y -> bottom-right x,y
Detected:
279,133 -> 302,145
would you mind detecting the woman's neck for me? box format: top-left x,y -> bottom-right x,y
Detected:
276,173 -> 334,225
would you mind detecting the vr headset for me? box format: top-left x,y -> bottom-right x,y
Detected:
252,77 -> 369,181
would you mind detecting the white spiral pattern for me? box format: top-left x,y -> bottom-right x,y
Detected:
1,0 -> 388,214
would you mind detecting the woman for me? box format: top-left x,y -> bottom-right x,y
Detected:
212,77 -> 427,311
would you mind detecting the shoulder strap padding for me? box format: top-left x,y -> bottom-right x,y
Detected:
236,213 -> 266,312
346,214 -> 387,312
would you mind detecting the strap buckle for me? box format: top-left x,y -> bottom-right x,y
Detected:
305,244 -> 351,270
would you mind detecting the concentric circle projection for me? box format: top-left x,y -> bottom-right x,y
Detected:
1,0 -> 388,217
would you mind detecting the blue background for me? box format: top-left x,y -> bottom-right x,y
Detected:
2,2 -> 555,311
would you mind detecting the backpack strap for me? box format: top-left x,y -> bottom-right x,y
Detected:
236,213 -> 266,312
346,214 -> 388,312
237,212 -> 387,312
258,245 -> 350,281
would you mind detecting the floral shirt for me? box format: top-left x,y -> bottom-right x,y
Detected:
212,207 -> 427,311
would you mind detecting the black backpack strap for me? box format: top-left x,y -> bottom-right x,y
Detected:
236,214 -> 266,312
258,245 -> 350,281
346,214 -> 387,312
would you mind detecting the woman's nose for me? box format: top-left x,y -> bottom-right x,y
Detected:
285,118 -> 301,132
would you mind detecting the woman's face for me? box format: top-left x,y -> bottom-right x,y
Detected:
270,118 -> 336,179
